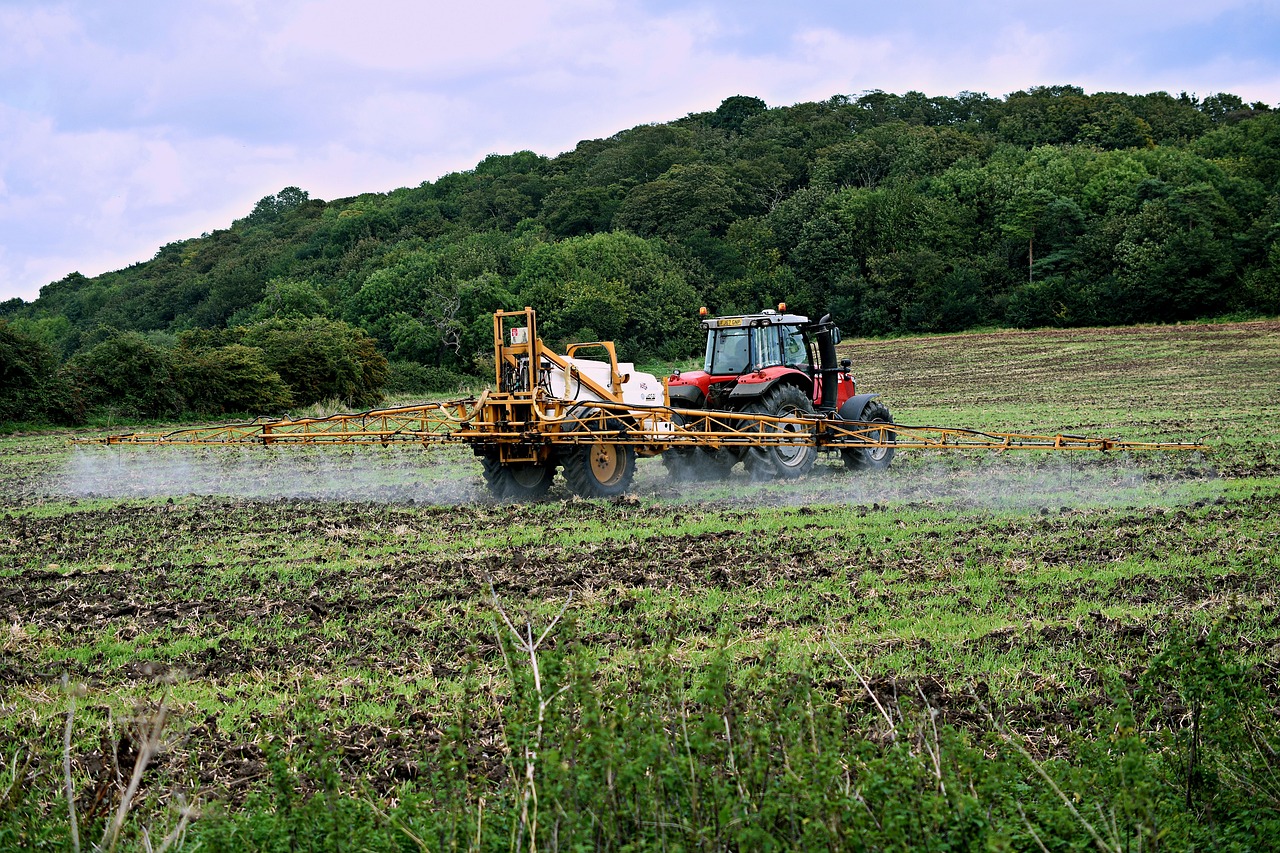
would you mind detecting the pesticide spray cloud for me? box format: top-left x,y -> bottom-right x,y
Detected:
49,445 -> 1218,512
628,451 -> 1221,513
55,445 -> 486,504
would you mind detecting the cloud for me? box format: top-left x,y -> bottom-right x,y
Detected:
1,0 -> 1277,302
269,0 -> 563,74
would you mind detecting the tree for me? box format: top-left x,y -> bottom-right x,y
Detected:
1108,196 -> 1235,322
998,85 -> 1091,145
540,184 -> 626,236
1241,241 -> 1280,314
708,95 -> 767,134
245,186 -> 311,224
1193,112 -> 1280,190
614,164 -> 744,238
585,124 -> 700,185
0,321 -> 78,424
1199,93 -> 1248,123
515,232 -> 701,356
250,277 -> 331,320
998,189 -> 1084,283
812,136 -> 896,190
1080,101 -> 1154,149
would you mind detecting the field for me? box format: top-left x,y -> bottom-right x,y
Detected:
2,320 -> 1279,850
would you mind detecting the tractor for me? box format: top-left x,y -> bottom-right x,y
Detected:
665,305 -> 894,480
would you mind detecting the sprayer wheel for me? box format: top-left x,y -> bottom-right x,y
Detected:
841,401 -> 896,471
562,412 -> 636,498
742,384 -> 818,480
481,455 -> 556,500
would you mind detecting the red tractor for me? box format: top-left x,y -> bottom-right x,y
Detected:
665,306 -> 894,479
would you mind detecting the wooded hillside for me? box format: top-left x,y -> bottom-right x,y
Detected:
2,86 -> 1277,422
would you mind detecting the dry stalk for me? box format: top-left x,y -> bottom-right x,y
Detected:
914,682 -> 946,796
489,581 -> 572,853
361,796 -> 429,851
1015,801 -> 1052,853
679,701 -> 700,825
826,637 -> 896,736
1,749 -> 33,808
974,692 -> 1117,853
62,676 -> 81,853
723,715 -> 749,807
60,678 -> 195,853
140,794 -> 198,853
99,694 -> 170,853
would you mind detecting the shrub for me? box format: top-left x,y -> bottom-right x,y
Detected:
383,360 -> 470,395
172,344 -> 294,415
66,329 -> 180,419
239,317 -> 389,408
0,320 -> 60,423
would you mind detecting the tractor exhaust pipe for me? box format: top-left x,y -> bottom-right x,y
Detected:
815,313 -> 840,412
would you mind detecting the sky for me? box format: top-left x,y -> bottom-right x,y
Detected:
2,0 -> 1278,303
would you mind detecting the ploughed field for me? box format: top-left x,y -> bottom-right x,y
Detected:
2,320 -> 1278,849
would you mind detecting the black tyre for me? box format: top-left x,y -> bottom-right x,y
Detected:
562,413 -> 636,498
481,455 -> 555,500
742,384 -> 817,479
841,401 -> 895,471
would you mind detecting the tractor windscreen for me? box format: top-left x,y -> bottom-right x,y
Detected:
705,328 -> 751,375
754,326 -> 783,368
707,324 -> 810,374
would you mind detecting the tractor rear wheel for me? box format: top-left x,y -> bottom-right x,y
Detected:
481,455 -> 556,500
743,384 -> 817,479
562,413 -> 636,498
841,401 -> 895,471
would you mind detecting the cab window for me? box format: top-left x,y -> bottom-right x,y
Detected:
753,326 -> 783,369
705,328 -> 750,374
782,327 -> 808,368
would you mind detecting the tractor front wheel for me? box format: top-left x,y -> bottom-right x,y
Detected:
663,447 -> 738,481
841,401 -> 896,471
481,456 -> 556,500
662,412 -> 738,481
562,414 -> 636,498
743,384 -> 817,479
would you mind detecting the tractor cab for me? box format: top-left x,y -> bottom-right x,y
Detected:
702,309 -> 814,377
668,304 -> 856,413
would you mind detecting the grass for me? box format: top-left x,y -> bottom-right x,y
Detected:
1,319 -> 1278,849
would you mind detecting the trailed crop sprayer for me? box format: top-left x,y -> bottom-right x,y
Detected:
81,306 -> 1204,499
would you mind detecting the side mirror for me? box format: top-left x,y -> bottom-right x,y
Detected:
831,328 -> 842,345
